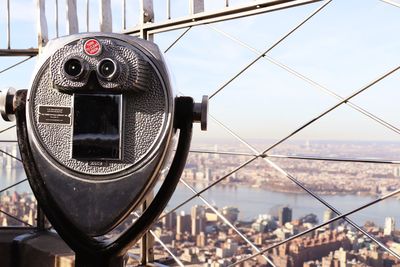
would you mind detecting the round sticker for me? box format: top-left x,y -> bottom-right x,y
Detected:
84,39 -> 101,56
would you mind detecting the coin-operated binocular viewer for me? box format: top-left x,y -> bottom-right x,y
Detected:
0,33 -> 207,266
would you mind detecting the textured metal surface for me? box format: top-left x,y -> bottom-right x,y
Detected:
29,36 -> 168,176
50,38 -> 151,92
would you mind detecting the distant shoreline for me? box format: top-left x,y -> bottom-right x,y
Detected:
184,179 -> 381,198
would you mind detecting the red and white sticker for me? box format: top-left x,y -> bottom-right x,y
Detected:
83,39 -> 101,56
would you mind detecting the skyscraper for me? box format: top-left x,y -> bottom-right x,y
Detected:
384,217 -> 395,236
191,205 -> 205,236
323,209 -> 338,230
279,206 -> 292,226
222,206 -> 239,224
161,210 -> 176,231
176,211 -> 191,235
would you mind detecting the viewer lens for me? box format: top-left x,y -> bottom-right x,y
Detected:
98,59 -> 117,80
64,58 -> 83,78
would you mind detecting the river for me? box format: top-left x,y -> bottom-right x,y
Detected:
2,165 -> 399,227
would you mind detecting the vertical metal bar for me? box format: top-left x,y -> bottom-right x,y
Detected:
167,0 -> 171,19
6,0 -> 11,49
189,0 -> 205,15
140,219 -> 148,266
140,191 -> 155,265
37,207 -> 45,230
100,0 -> 113,32
140,0 -> 154,40
140,0 -> 154,24
86,0 -> 90,31
37,0 -> 49,52
66,0 -> 79,34
122,0 -> 126,30
55,0 -> 59,37
138,5 -> 154,260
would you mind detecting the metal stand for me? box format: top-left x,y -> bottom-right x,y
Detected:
14,90 -> 195,267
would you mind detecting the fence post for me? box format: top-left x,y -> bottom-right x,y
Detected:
138,3 -> 155,263
139,0 -> 154,40
66,0 -> 79,34
36,0 -> 49,52
189,0 -> 204,15
100,0 -> 112,32
140,0 -> 154,24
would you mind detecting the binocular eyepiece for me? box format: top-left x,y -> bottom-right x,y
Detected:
63,57 -> 85,79
0,33 -> 208,266
63,57 -> 119,81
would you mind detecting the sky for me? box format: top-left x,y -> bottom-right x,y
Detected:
0,0 -> 400,145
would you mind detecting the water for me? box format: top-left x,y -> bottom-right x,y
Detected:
165,183 -> 400,227
2,166 -> 399,227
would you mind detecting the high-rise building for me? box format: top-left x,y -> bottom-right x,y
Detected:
384,217 -> 395,236
176,211 -> 191,235
204,167 -> 212,182
161,211 -> 176,231
323,209 -> 338,230
191,205 -> 205,236
394,167 -> 400,178
192,217 -> 205,236
6,146 -> 12,169
221,206 -> 239,224
191,205 -> 205,220
279,206 -> 292,226
196,232 -> 206,247
323,209 -> 335,222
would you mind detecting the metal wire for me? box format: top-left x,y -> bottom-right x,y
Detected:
207,24 -> 400,136
190,149 -> 400,164
265,154 -> 400,164
163,4 -> 400,261
266,157 -> 400,259
0,149 -> 22,162
179,179 -> 276,266
208,0 -> 333,99
164,27 -> 192,53
0,125 -> 16,134
172,80 -> 400,220
159,156 -> 258,221
380,0 -> 400,8
149,228 -> 184,267
190,149 -> 256,157
0,56 -> 35,74
0,179 -> 28,194
166,73 -> 400,221
230,187 -> 400,266
259,64 -> 400,157
0,209 -> 34,227
211,115 -> 400,261
133,212 -> 184,267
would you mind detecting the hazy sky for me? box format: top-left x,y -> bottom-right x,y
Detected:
0,0 -> 400,145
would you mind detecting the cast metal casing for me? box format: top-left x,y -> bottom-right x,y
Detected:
26,33 -> 174,236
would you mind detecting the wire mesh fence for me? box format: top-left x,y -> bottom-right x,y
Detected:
1,0 -> 400,266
